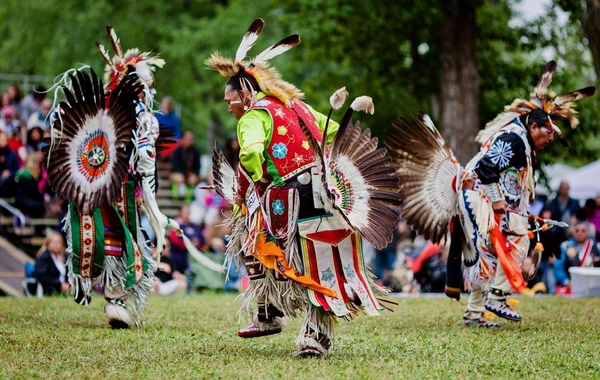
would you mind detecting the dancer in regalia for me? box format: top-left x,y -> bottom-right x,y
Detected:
207,19 -> 403,356
44,27 -> 221,328
385,61 -> 595,327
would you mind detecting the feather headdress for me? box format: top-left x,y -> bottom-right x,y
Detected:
96,26 -> 165,93
477,60 -> 596,144
205,18 -> 303,107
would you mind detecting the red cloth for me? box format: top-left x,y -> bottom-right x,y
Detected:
409,243 -> 442,273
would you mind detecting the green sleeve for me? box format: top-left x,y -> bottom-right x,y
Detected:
237,109 -> 272,182
305,103 -> 339,145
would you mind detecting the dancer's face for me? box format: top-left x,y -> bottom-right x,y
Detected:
529,122 -> 554,150
224,85 -> 246,120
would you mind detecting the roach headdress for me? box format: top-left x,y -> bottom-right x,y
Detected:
205,18 -> 303,107
477,60 -> 595,144
97,26 -> 165,93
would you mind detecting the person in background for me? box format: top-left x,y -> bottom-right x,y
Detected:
153,241 -> 188,296
0,106 -> 22,135
584,198 -> 600,241
222,135 -> 240,168
167,205 -> 205,274
155,96 -> 182,139
6,84 -> 22,109
7,126 -> 26,166
374,221 -> 399,288
547,181 -> 580,243
554,222 -> 600,295
33,232 -> 69,296
169,130 -> 200,201
19,85 -> 47,122
14,152 -> 45,218
26,98 -> 52,131
25,126 -> 44,154
0,131 -> 19,198
537,208 -> 559,294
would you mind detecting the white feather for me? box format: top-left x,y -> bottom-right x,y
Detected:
254,35 -> 300,63
350,96 -> 374,114
329,87 -> 349,110
108,26 -> 123,56
235,23 -> 263,61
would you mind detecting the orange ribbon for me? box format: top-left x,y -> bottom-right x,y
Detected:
246,211 -> 337,298
489,214 -> 526,293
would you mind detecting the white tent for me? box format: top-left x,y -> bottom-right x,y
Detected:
537,163 -> 576,196
560,160 -> 600,201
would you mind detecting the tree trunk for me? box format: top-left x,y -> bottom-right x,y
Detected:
440,0 -> 479,165
582,0 -> 600,80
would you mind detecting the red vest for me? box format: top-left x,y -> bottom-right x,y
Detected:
239,97 -> 323,198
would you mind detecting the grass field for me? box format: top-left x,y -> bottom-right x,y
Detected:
1,293 -> 600,379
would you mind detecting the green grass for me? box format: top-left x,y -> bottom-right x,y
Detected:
1,294 -> 600,379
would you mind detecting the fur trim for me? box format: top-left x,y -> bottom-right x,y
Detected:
251,314 -> 286,331
205,20 -> 304,107
105,302 -> 131,328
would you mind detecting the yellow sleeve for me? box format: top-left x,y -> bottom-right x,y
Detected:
237,109 -> 272,182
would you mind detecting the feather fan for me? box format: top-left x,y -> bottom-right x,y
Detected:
384,112 -> 461,243
300,99 -> 403,249
45,68 -> 142,214
212,143 -> 238,204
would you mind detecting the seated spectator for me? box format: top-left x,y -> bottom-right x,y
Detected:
585,198 -> 600,241
33,232 -> 69,296
26,98 -> 52,131
169,131 -> 200,201
7,126 -> 26,165
153,241 -> 188,296
25,126 -> 44,154
167,205 -> 205,274
19,85 -> 46,122
0,131 -> 19,198
554,222 -> 600,295
14,153 -> 45,218
0,106 -> 22,135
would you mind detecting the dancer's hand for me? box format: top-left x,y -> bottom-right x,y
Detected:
492,200 -> 508,214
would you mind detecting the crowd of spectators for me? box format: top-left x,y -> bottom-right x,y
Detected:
0,83 -> 58,222
370,180 -> 600,296
16,89 -> 600,297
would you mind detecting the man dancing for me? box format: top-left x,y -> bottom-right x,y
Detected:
385,61 -> 595,327
45,27 -> 221,328
207,19 -> 402,356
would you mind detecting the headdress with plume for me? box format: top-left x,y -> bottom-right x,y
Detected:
477,60 -> 595,144
205,18 -> 303,107
96,26 -> 165,95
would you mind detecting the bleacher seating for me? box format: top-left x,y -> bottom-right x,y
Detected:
0,159 -> 185,258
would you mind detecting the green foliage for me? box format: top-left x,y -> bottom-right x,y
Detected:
2,295 -> 600,378
0,0 -> 596,163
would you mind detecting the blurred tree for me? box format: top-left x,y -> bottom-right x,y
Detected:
0,0 -> 596,170
439,0 -> 481,163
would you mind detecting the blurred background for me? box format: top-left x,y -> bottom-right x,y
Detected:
0,0 -> 597,181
